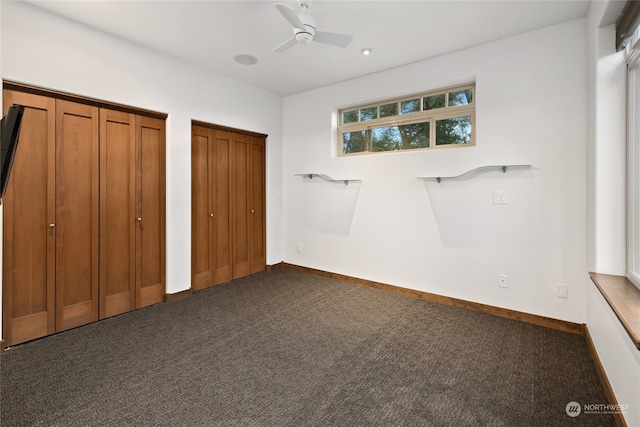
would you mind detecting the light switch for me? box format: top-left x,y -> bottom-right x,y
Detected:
493,191 -> 508,205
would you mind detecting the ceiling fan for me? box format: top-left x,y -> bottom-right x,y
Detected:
272,0 -> 353,52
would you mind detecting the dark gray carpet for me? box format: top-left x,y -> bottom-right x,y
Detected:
1,268 -> 614,426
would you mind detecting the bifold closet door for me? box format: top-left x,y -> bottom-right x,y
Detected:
101,113 -> 164,314
232,134 -> 266,278
191,123 -> 265,289
191,127 -> 233,290
55,100 -> 99,331
3,87 -> 166,346
2,91 -> 56,346
137,116 -> 165,308
100,110 -> 136,319
232,133 -> 251,279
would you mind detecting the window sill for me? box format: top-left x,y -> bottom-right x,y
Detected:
589,272 -> 640,350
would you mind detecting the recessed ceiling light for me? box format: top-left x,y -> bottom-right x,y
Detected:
361,47 -> 372,56
234,54 -> 258,65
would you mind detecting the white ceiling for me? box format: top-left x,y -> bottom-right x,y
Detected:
26,0 -> 593,97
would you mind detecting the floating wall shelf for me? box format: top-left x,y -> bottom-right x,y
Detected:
418,164 -> 532,183
295,173 -> 361,186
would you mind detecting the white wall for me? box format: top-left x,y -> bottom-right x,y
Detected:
586,2 -> 640,425
0,1 -> 284,303
283,19 -> 588,323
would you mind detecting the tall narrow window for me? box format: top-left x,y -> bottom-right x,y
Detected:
627,31 -> 640,288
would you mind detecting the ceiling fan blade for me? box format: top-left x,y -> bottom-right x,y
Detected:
273,36 -> 298,52
275,3 -> 305,29
313,31 -> 353,48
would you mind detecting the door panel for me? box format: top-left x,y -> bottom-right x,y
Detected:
2,91 -> 55,345
232,134 -> 250,279
100,110 -> 136,319
55,100 -> 99,331
137,116 -> 165,307
191,126 -> 214,290
213,131 -> 233,284
250,137 -> 266,274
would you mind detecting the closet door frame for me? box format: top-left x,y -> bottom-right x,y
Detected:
190,121 -> 267,288
2,82 -> 167,348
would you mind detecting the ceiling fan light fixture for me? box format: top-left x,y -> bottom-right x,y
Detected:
295,32 -> 314,43
273,2 -> 352,52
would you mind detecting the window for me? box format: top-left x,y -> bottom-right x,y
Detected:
339,84 -> 475,155
627,30 -> 640,289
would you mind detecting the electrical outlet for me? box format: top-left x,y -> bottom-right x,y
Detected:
296,243 -> 303,253
498,274 -> 508,288
557,284 -> 568,299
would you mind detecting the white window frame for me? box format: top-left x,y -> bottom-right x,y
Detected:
626,31 -> 640,289
338,84 -> 475,156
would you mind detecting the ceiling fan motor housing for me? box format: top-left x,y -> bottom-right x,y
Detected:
293,13 -> 316,43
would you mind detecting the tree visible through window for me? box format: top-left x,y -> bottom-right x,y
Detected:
436,116 -> 471,146
372,122 -> 429,152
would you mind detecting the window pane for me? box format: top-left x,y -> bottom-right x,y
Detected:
342,130 -> 366,154
342,110 -> 359,124
360,107 -> 377,121
629,66 -> 640,286
435,116 -> 471,145
448,89 -> 473,106
372,121 -> 429,151
423,94 -> 446,110
380,103 -> 398,118
400,99 -> 420,114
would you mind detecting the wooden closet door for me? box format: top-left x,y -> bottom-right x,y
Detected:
2,91 -> 56,346
249,136 -> 266,274
231,133 -> 265,279
190,124 -> 265,286
232,133 -> 251,279
191,126 -> 233,289
55,100 -> 99,331
191,126 -> 215,290
136,116 -> 165,308
100,110 -> 136,318
213,130 -> 233,284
